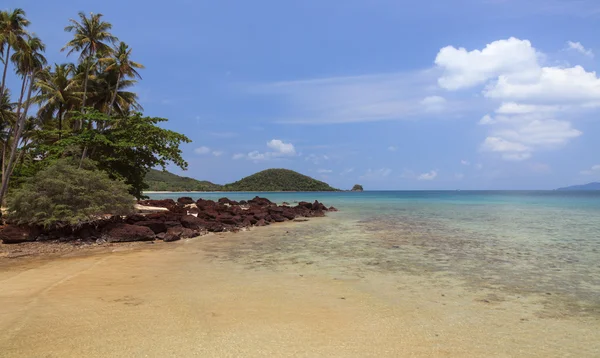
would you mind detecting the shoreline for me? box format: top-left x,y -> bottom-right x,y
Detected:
2,217 -> 598,357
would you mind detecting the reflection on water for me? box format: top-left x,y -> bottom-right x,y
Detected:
150,191 -> 600,317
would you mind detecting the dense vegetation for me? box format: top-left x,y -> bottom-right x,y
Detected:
222,169 -> 338,192
145,168 -> 338,192
7,159 -> 134,227
351,184 -> 364,191
0,8 -> 189,210
145,169 -> 222,191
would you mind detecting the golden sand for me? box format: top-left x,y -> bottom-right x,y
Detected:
1,223 -> 599,357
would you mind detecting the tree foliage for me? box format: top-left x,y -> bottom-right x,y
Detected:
0,9 -> 189,205
6,159 -> 134,228
222,169 -> 338,192
145,169 -> 222,192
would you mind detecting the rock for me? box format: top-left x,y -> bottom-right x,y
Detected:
180,215 -> 204,229
281,209 -> 296,220
328,206 -> 338,212
0,225 -> 36,244
177,197 -> 195,205
163,233 -> 180,242
167,226 -> 196,239
204,222 -> 225,232
298,201 -> 312,210
255,219 -> 267,227
104,224 -> 156,243
351,184 -> 364,192
134,220 -> 168,234
137,199 -> 176,208
248,196 -> 273,206
271,214 -> 286,222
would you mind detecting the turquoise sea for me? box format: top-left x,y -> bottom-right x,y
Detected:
148,191 -> 600,317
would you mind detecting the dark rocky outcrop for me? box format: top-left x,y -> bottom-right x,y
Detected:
1,197 -> 337,244
0,225 -> 37,244
103,224 -> 156,243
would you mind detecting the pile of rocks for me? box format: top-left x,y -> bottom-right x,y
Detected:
0,196 -> 337,244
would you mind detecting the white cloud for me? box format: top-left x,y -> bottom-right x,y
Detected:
388,146 -> 397,152
461,160 -> 470,166
566,41 -> 594,58
194,146 -> 211,155
479,114 -> 495,125
420,96 -> 446,112
418,170 -> 438,181
435,37 -> 541,90
267,139 -> 296,155
455,173 -> 465,180
436,37 -> 593,160
247,70 -> 465,124
232,139 -> 297,162
360,168 -> 392,180
317,169 -> 333,173
580,164 -> 600,175
212,151 -> 224,157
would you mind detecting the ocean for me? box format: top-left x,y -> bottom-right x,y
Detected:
148,190 -> 600,317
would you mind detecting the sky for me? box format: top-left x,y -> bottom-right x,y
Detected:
4,0 -> 600,189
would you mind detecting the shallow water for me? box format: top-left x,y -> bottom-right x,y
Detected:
151,191 -> 600,317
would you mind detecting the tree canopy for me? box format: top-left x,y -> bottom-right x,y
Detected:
0,8 -> 189,203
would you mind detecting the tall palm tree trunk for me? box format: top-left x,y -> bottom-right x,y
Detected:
0,72 -> 34,204
0,45 -> 11,96
2,74 -> 27,184
108,71 -> 121,116
77,57 -> 93,168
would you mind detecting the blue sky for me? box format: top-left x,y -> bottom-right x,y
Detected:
6,0 -> 600,189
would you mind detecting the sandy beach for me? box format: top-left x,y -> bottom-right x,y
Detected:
1,217 -> 599,357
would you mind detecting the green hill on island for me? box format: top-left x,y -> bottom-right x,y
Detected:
145,169 -> 223,191
145,168 -> 338,192
223,169 -> 338,191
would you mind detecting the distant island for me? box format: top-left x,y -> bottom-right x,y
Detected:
351,184 -> 364,191
556,182 -> 600,191
145,168 -> 339,192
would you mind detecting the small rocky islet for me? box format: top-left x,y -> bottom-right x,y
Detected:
0,196 -> 337,244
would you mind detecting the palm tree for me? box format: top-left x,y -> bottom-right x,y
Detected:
99,42 -> 143,115
35,63 -> 80,137
62,12 -> 117,112
87,70 -> 142,117
0,9 -> 30,97
0,34 -> 46,204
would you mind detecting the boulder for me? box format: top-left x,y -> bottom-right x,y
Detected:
204,222 -> 225,232
180,215 -> 205,229
166,226 -> 196,240
134,220 -> 168,234
298,201 -> 312,210
248,196 -> 273,206
328,206 -> 339,212
104,224 -> 156,243
177,197 -> 195,205
0,225 -> 36,244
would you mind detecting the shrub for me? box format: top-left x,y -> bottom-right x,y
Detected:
6,159 -> 135,228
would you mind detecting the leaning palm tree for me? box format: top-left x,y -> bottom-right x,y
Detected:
99,42 -> 143,115
87,69 -> 142,117
34,63 -> 80,137
0,9 -> 30,97
62,12 -> 117,112
0,34 -> 46,204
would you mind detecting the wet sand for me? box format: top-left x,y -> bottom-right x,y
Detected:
1,221 -> 599,357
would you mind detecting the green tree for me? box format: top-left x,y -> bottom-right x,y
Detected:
34,63 -> 80,138
6,159 -> 134,228
0,8 -> 30,97
62,12 -> 117,112
99,41 -> 143,115
0,34 -> 46,204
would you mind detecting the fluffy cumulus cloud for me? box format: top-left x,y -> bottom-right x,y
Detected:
461,160 -> 470,166
566,41 -> 594,58
417,170 -> 438,181
232,139 -> 296,161
435,37 -> 595,161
